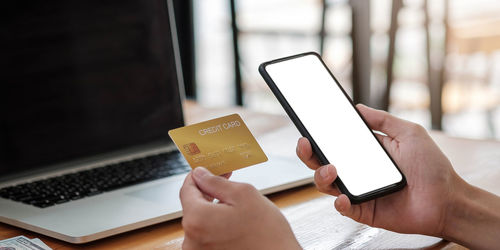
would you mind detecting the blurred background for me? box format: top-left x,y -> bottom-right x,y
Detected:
180,0 -> 500,140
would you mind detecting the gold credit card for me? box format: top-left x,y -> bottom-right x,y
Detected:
168,114 -> 268,175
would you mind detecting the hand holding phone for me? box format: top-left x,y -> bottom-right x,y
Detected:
259,52 -> 406,203
295,104 -> 473,240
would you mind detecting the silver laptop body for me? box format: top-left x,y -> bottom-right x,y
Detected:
0,0 -> 312,243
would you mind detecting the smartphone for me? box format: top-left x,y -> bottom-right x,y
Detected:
259,52 -> 406,204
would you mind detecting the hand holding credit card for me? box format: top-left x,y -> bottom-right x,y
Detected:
168,114 -> 268,175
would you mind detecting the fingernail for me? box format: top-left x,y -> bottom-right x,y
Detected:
320,166 -> 330,178
338,202 -> 344,211
327,164 -> 335,177
193,167 -> 210,179
335,198 -> 344,213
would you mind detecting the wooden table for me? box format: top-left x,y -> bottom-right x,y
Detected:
1,102 -> 499,249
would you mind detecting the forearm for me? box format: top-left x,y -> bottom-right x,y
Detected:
443,179 -> 500,249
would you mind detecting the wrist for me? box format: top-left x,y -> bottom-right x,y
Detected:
441,177 -> 474,241
441,177 -> 500,248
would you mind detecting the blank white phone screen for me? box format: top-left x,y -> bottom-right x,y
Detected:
265,54 -> 402,196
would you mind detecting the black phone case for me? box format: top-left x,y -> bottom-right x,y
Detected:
259,51 -> 406,204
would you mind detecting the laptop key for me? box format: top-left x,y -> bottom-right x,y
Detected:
55,199 -> 70,204
32,202 -> 53,208
86,190 -> 103,197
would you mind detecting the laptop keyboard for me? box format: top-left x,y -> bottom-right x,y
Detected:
0,152 -> 190,208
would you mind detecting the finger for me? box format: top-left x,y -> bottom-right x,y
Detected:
296,137 -> 322,170
179,172 -> 215,202
374,133 -> 392,150
198,172 -> 233,202
179,173 -> 210,210
356,104 -> 415,139
334,194 -> 361,221
314,164 -> 341,196
203,168 -> 233,201
192,167 -> 239,204
200,171 -> 233,202
374,133 -> 385,142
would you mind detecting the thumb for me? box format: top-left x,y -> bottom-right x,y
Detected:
191,167 -> 237,203
356,104 -> 414,139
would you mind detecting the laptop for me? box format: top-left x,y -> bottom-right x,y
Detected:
0,0 -> 313,244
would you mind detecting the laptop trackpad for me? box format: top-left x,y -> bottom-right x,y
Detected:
126,177 -> 184,206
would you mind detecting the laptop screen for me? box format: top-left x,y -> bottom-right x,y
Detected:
1,0 -> 184,176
